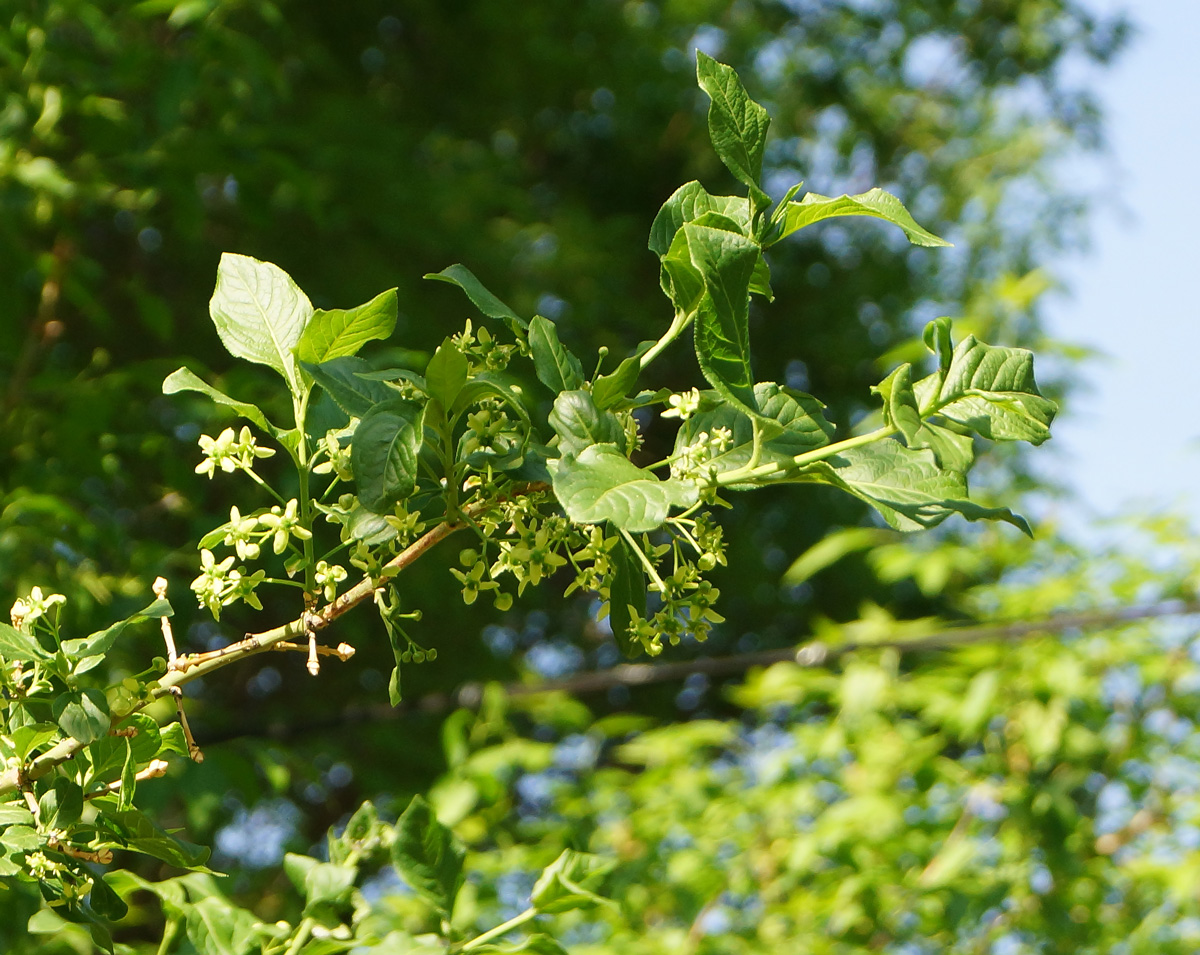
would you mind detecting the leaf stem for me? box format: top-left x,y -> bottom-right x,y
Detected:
638,309 -> 696,372
619,528 -> 667,593
713,425 -> 895,487
293,389 -> 317,597
284,917 -> 315,955
460,907 -> 538,951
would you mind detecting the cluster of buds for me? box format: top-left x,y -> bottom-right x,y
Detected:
670,427 -> 733,481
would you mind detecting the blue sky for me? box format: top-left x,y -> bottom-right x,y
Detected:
1045,0 -> 1200,525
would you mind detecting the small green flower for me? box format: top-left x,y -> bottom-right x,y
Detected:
191,548 -> 236,617
314,561 -> 348,602
258,499 -> 312,555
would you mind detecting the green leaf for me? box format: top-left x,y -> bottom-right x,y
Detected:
549,390 -> 626,457
608,535 -> 646,658
552,444 -> 698,533
162,368 -> 273,433
695,52 -> 770,208
61,597 -> 172,669
87,874 -> 129,924
185,895 -> 269,955
910,421 -> 975,472
303,356 -> 395,419
659,227 -> 706,318
781,527 -> 896,586
473,936 -> 569,955
118,738 -> 137,811
920,334 -> 1056,444
873,363 -> 922,444
0,622 -> 51,663
392,794 -> 464,918
10,723 -> 59,761
591,340 -> 655,410
388,665 -> 403,707
684,223 -> 761,414
0,803 -> 35,828
425,338 -> 470,409
648,181 -> 751,257
528,316 -> 585,393
53,688 -> 110,744
796,441 -> 1031,535
672,383 -> 834,483
530,849 -> 613,914
208,253 -> 313,393
39,777 -> 82,830
351,399 -> 425,514
94,801 -> 211,869
295,288 -> 398,364
297,860 -> 356,915
424,264 -> 528,332
772,188 -> 951,248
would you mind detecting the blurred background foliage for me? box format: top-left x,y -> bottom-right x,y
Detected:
12,1 -> 1198,952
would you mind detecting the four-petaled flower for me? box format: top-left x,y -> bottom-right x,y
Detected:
258,499 -> 312,555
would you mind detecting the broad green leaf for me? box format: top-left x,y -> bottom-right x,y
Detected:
209,253 -> 313,392
608,535 -> 646,658
87,875 -> 129,924
425,338 -> 470,409
392,794 -> 464,918
10,723 -> 59,761
552,444 -> 698,533
351,399 -> 425,514
648,181 -> 751,257
0,622 -> 51,663
530,849 -> 613,914
88,713 -> 163,780
549,390 -> 626,457
162,368 -> 272,433
685,223 -> 761,414
303,356 -> 394,418
53,688 -> 110,744
695,52 -> 770,208
528,316 -> 585,393
295,288 -> 398,364
61,597 -> 172,669
920,335 -> 1056,444
872,363 -> 922,443
591,340 -> 655,410
424,264 -> 528,332
772,188 -> 951,248
910,420 -> 975,472
301,860 -> 356,914
185,895 -> 269,955
0,804 -> 35,828
452,371 -> 533,427
672,383 -> 833,483
796,441 -> 1031,535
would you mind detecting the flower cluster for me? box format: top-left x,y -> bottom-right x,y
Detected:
453,319 -> 519,372
9,586 -> 65,631
190,549 -> 266,618
195,426 -> 275,478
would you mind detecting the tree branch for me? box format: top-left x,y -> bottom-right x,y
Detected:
195,597 -> 1200,747
0,483 -> 549,796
